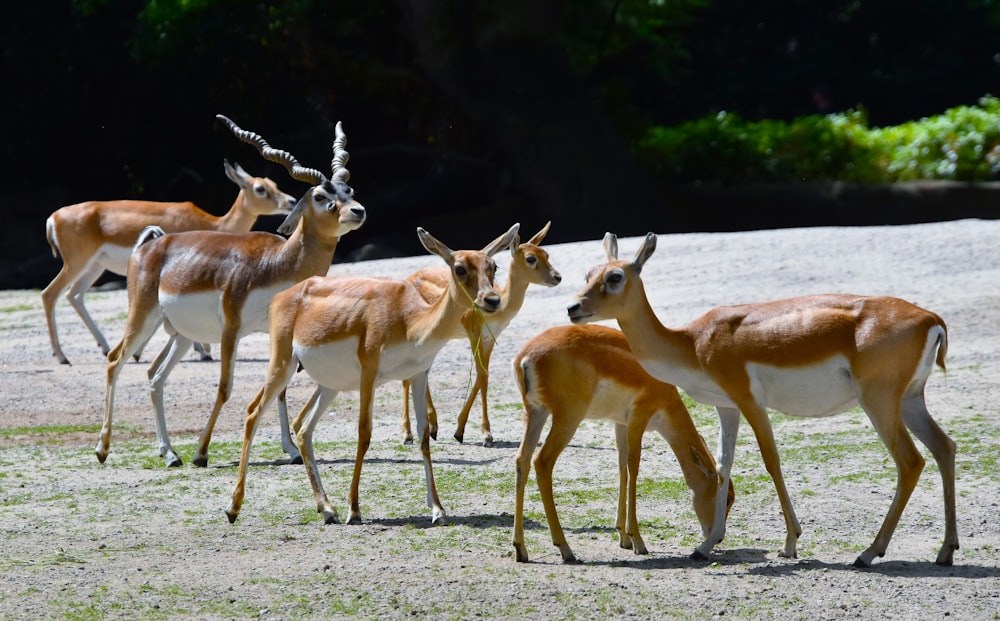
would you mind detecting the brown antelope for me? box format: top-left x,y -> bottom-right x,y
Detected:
511,323 -> 734,563
224,225 -> 520,526
566,232 -> 958,567
399,221 -> 562,446
43,162 -> 296,365
96,115 -> 365,468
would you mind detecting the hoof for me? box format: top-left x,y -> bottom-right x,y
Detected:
289,454 -> 303,466
513,545 -> 529,563
95,449 -> 108,464
402,437 -> 413,446
483,436 -> 494,448
59,357 -> 71,366
431,512 -> 447,526
853,557 -> 872,569
323,512 -> 340,525
689,549 -> 709,561
225,510 -> 239,524
165,455 -> 183,468
190,455 -> 208,468
453,433 -> 464,444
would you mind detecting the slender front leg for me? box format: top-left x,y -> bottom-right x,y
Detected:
192,329 -> 240,467
739,400 -> 802,559
624,419 -> 648,555
613,422 -> 632,550
226,387 -> 269,523
694,406 -> 740,560
401,379 -> 414,444
410,371 -> 446,524
346,374 -> 376,525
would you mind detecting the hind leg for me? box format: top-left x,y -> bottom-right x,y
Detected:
902,393 -> 958,565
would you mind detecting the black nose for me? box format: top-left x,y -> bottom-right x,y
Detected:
350,206 -> 366,219
483,294 -> 501,311
553,274 -> 562,284
566,302 -> 580,314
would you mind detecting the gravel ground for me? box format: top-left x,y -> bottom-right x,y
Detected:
0,219 -> 998,620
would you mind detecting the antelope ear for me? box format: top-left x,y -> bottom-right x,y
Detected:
277,191 -> 310,236
482,223 -> 520,256
508,230 -> 521,258
632,232 -> 657,273
602,232 -> 619,260
417,227 -> 455,263
526,221 -> 551,246
224,160 -> 250,186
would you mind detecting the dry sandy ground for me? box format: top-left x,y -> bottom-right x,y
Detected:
0,219 -> 998,620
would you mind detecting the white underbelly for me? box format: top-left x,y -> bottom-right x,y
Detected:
159,286 -> 282,343
295,336 -> 449,391
637,354 -> 858,417
748,356 -> 858,417
582,378 -> 639,425
96,243 -> 134,276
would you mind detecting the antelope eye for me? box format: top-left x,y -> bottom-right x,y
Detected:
526,255 -> 537,266
253,183 -> 268,197
607,272 -> 623,285
454,264 -> 467,277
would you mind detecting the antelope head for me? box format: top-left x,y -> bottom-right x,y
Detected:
216,115 -> 365,237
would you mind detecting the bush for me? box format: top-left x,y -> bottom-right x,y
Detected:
638,96 -> 1000,185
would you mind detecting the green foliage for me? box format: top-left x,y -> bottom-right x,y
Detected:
638,96 -> 1000,184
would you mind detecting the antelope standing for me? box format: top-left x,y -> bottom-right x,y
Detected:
97,116 -> 365,468
400,221 -> 562,446
225,225 -> 519,526
43,162 -> 296,365
511,324 -> 734,563
566,232 -> 958,567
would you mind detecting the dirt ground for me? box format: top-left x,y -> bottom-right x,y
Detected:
1,219 -> 998,620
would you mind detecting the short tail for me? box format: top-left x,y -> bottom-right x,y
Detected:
134,225 -> 166,252
934,323 -> 948,373
45,217 -> 60,258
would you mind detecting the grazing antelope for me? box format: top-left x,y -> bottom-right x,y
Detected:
42,162 -> 296,365
96,116 -> 365,468
400,221 -> 562,446
511,324 -> 734,563
225,225 -> 520,526
566,232 -> 958,567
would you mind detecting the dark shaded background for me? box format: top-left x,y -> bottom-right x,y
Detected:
3,0 -> 999,288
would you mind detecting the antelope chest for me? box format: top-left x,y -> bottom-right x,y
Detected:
158,285 -> 287,343
294,335 -> 450,391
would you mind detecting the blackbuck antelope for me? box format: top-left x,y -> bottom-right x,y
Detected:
400,221 -> 562,446
566,232 -> 957,568
511,324 -> 734,563
43,162 -> 296,365
225,225 -> 520,526
97,115 -> 365,468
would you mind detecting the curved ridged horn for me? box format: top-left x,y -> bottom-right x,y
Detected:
216,114 -> 327,185
330,121 -> 351,184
